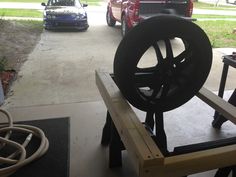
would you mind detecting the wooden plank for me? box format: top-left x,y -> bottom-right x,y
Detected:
197,87 -> 236,124
95,70 -> 164,168
96,71 -> 138,132
128,111 -> 164,166
109,73 -> 163,164
140,144 -> 236,177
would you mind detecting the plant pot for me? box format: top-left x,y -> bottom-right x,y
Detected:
0,69 -> 16,96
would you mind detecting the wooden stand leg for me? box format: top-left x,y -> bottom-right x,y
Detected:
145,111 -> 155,130
215,166 -> 234,177
213,64 -> 229,120
212,89 -> 236,129
109,119 -> 123,168
101,111 -> 112,146
233,167 -> 236,177
144,111 -> 168,155
153,112 -> 169,156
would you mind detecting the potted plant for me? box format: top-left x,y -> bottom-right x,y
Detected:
0,56 -> 16,102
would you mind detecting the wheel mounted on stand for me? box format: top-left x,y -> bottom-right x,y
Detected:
100,15 -> 236,176
113,15 -> 213,112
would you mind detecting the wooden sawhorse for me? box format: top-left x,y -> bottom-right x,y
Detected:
213,54 -> 236,129
96,70 -> 236,177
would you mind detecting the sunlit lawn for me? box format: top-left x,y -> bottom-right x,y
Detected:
194,1 -> 236,10
195,20 -> 236,48
0,9 -> 42,17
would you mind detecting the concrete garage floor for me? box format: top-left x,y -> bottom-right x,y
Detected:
2,5 -> 236,177
7,92 -> 236,177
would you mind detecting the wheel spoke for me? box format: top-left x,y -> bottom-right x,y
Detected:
150,83 -> 163,100
174,57 -> 192,73
174,48 -> 192,64
164,39 -> 173,60
134,68 -> 155,87
136,66 -> 156,73
160,82 -> 170,99
153,42 -> 164,64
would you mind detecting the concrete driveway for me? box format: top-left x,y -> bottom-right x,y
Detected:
4,5 -> 236,108
5,6 -> 118,107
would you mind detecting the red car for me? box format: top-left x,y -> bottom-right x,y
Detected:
106,0 -> 193,36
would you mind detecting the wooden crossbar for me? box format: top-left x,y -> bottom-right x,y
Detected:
197,87 -> 236,124
95,70 -> 236,177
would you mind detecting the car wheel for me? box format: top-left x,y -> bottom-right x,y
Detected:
106,8 -> 116,27
81,25 -> 89,31
121,15 -> 129,37
114,15 -> 212,112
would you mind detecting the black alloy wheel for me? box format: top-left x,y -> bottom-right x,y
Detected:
114,15 -> 212,112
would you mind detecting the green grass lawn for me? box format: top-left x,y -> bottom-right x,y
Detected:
193,14 -> 236,19
0,9 -> 42,17
195,20 -> 236,48
194,1 -> 236,10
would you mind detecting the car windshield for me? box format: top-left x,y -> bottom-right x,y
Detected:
47,0 -> 81,6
